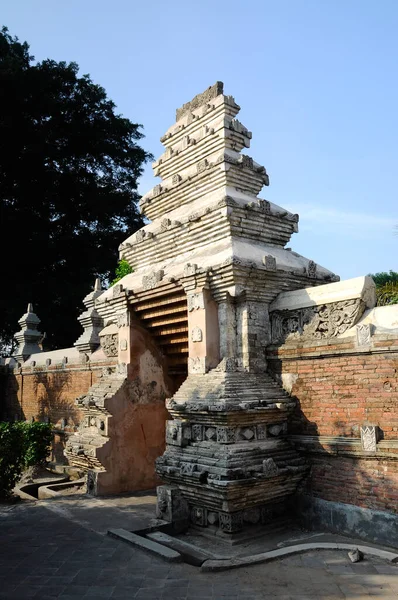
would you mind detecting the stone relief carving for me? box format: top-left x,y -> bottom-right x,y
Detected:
183,263 -> 198,277
100,334 -> 118,357
271,299 -> 365,343
188,356 -> 206,374
263,255 -> 276,271
142,270 -> 164,291
308,260 -> 317,278
187,292 -> 205,312
191,326 -> 203,342
152,184 -> 162,197
361,425 -> 378,452
356,323 -> 372,346
263,458 -> 278,477
219,511 -> 243,533
190,506 -> 207,526
197,159 -> 208,174
117,311 -> 130,328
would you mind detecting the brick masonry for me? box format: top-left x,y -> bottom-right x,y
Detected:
267,334 -> 398,514
0,360 -> 116,463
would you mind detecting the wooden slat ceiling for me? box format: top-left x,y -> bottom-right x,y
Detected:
131,284 -> 188,377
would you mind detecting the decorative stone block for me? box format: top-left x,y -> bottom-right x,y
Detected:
268,423 -> 287,437
204,426 -> 217,441
117,310 -> 130,327
256,424 -> 267,440
191,424 -> 203,441
166,420 -> 190,447
207,511 -> 219,526
188,357 -> 206,374
217,426 -> 236,444
156,485 -> 189,523
190,505 -> 207,527
263,255 -> 276,271
142,270 -> 164,291
219,511 -> 243,533
361,425 -> 378,452
239,427 -> 255,441
263,458 -> 278,477
187,292 -> 205,311
191,326 -> 203,342
356,323 -> 372,346
180,462 -> 196,475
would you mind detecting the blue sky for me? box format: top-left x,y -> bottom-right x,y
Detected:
3,0 -> 397,280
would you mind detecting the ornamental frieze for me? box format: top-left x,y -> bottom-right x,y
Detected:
271,299 -> 365,343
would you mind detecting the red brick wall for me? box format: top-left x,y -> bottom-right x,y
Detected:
1,362 -> 115,428
267,335 -> 398,514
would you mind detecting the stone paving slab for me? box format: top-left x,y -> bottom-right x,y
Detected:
1,498 -> 398,599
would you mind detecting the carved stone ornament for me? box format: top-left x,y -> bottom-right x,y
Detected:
117,311 -> 130,328
119,339 -> 128,351
142,270 -> 164,291
191,326 -> 203,342
361,425 -> 378,452
188,357 -> 206,374
183,263 -> 198,277
152,184 -> 162,197
263,254 -> 276,271
100,334 -> 118,357
240,155 -> 254,169
187,292 -> 205,312
271,299 -> 365,343
161,218 -> 171,231
190,505 -> 207,527
219,511 -> 243,533
308,260 -> 317,278
172,173 -> 181,185
356,323 -> 372,346
197,159 -> 208,174
263,458 -> 278,477
135,230 -> 146,242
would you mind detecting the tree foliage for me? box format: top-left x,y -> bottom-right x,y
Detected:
111,259 -> 133,286
369,271 -> 398,306
0,27 -> 150,351
0,421 -> 52,498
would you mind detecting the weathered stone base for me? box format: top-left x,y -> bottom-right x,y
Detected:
296,494 -> 398,549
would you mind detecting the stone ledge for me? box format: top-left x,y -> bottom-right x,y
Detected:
201,542 -> 398,571
107,528 -> 182,562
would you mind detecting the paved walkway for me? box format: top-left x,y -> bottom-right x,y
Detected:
1,496 -> 398,599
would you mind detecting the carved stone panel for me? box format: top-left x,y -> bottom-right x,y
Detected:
142,270 -> 164,291
217,426 -> 236,444
263,255 -> 276,271
191,326 -> 203,342
271,299 -> 365,343
166,420 -> 190,447
187,293 -> 205,311
361,425 -> 378,452
188,357 -> 206,374
191,424 -> 203,441
219,511 -> 243,533
263,458 -> 278,477
190,505 -> 207,527
357,323 -> 372,346
100,334 -> 118,357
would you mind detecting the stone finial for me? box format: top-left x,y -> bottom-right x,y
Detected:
14,303 -> 43,362
74,279 -> 104,354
